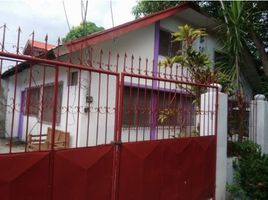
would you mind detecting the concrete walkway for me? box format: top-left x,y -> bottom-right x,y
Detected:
0,138 -> 25,154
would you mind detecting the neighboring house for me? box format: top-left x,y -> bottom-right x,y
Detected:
23,40 -> 55,56
2,2 -> 260,147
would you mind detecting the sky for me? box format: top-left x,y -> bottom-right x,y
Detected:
0,0 -> 137,52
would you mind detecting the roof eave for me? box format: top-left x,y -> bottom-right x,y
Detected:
64,2 -> 192,50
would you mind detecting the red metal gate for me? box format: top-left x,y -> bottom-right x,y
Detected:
0,27 -> 217,200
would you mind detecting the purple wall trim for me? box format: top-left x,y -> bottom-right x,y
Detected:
153,21 -> 160,79
150,21 -> 160,140
17,91 -> 24,139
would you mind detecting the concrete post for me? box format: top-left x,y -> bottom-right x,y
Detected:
200,84 -> 228,200
249,94 -> 268,154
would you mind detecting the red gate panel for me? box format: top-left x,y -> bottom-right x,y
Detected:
160,138 -> 195,200
53,145 -> 115,200
191,136 -> 216,199
118,137 -> 216,200
0,152 -> 50,200
118,140 -> 163,200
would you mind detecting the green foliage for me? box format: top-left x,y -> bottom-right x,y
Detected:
159,25 -> 210,69
216,72 -> 234,95
227,141 -> 268,199
217,1 -> 248,89
158,108 -> 176,124
132,1 -> 179,19
159,24 -> 231,90
62,21 -> 104,42
172,24 -> 207,46
260,76 -> 268,98
158,25 -> 232,125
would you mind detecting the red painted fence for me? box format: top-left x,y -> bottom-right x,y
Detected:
118,136 -> 216,200
0,136 -> 215,200
0,26 -> 217,199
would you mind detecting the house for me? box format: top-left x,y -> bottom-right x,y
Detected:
1,2 -> 260,149
23,40 -> 55,56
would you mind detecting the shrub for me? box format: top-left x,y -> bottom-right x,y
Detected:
227,141 -> 268,199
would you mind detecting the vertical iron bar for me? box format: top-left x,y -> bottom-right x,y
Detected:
123,53 -> 127,72
114,74 -> 120,142
95,50 -> 103,145
214,87 -> 219,136
0,24 -> 7,118
39,34 -> 48,150
86,71 -> 92,146
104,51 -> 111,144
168,83 -> 172,138
116,53 -> 119,73
207,85 -> 211,136
85,48 -> 92,145
9,27 -> 21,152
75,69 -> 81,147
135,57 -> 141,141
1,24 -> 6,52
76,45 -> 83,147
117,73 -> 124,142
48,38 -> 61,200
128,80 -> 133,142
51,38 -> 61,150
142,58 -> 149,139
65,45 -> 72,145
24,33 -> 35,152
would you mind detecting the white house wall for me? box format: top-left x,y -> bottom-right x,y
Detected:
90,24 -> 155,73
5,66 -> 83,147
3,14 -> 243,147
77,71 -> 117,146
160,16 -> 183,32
61,25 -> 156,145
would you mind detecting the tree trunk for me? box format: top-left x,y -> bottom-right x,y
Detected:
235,55 -> 240,90
251,31 -> 268,76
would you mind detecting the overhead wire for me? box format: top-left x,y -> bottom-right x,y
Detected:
110,0 -> 115,28
62,0 -> 71,31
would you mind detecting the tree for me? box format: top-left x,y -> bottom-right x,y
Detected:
244,2 -> 268,76
218,1 -> 247,88
219,1 -> 268,77
218,1 -> 250,142
62,21 -> 104,42
132,1 -> 179,18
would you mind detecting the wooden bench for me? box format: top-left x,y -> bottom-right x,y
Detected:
27,127 -> 70,151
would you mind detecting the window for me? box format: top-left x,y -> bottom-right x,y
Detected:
42,83 -> 63,124
159,29 -> 182,57
199,36 -> 205,52
69,71 -> 78,86
24,82 -> 63,124
123,87 -> 151,127
25,87 -> 40,116
157,91 -> 194,127
122,86 -> 194,127
158,91 -> 179,126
